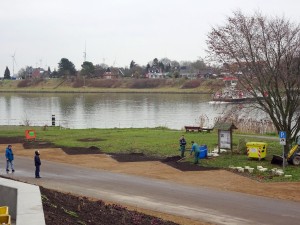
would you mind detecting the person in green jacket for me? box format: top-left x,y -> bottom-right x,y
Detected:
190,141 -> 200,164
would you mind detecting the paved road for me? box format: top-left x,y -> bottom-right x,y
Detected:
3,156 -> 300,225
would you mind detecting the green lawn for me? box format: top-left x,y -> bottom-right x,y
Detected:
1,125 -> 299,182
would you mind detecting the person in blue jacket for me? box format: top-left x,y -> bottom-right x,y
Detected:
5,144 -> 14,172
179,135 -> 187,158
190,141 -> 200,164
34,150 -> 42,178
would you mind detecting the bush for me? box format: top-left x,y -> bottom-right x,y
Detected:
128,79 -> 165,89
180,79 -> 202,89
233,138 -> 248,154
17,79 -> 43,87
72,78 -> 84,88
17,79 -> 31,88
87,79 -> 122,88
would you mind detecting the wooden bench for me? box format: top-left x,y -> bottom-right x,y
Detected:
184,126 -> 201,132
200,127 -> 214,133
184,126 -> 214,133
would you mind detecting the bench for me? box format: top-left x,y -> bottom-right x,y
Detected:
200,128 -> 214,133
184,126 -> 201,132
184,126 -> 213,133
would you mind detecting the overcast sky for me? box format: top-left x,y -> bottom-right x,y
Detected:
1,0 -> 300,76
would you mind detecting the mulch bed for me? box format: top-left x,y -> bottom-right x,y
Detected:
0,136 -> 25,144
40,186 -> 178,225
61,146 -> 102,155
23,141 -> 56,149
162,156 -> 220,171
108,153 -> 162,162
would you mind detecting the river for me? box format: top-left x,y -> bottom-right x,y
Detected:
0,92 -> 259,130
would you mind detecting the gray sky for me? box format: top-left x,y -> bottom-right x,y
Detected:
1,0 -> 300,76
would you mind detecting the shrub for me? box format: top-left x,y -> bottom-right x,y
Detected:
87,79 -> 122,88
180,79 -> 202,89
32,78 -> 43,86
128,79 -> 165,89
72,78 -> 84,88
17,79 -> 32,88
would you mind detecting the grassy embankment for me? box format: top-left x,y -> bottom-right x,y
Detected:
1,125 -> 299,182
0,78 -> 222,93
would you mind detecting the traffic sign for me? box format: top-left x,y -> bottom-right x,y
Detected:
279,131 -> 286,139
279,131 -> 286,145
280,138 -> 286,145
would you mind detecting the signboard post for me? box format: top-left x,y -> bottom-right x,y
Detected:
219,130 -> 231,150
279,131 -> 286,170
25,130 -> 36,141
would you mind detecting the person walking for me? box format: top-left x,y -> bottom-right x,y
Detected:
179,135 -> 187,158
5,144 -> 14,172
190,141 -> 200,164
34,150 -> 42,178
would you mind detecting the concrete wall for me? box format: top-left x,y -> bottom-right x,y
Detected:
0,178 -> 45,225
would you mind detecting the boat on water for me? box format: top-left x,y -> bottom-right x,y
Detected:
212,87 -> 257,103
211,76 -> 262,103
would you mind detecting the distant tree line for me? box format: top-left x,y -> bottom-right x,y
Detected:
3,56 -> 215,80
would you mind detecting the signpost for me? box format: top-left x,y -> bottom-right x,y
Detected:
279,131 -> 286,169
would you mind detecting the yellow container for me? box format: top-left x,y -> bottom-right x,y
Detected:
246,142 -> 267,159
0,206 -> 9,215
0,215 -> 11,225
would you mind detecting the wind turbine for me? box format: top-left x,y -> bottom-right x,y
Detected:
83,42 -> 87,62
112,57 -> 124,76
11,52 -> 17,76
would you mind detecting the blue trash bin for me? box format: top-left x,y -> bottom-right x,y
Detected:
199,145 -> 208,159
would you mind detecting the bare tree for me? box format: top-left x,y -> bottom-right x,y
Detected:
207,11 -> 300,152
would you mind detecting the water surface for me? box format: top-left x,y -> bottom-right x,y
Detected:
0,93 -> 243,129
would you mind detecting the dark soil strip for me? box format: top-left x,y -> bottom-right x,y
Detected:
162,156 -> 220,171
23,142 -> 56,149
163,161 -> 220,172
61,146 -> 102,155
77,138 -> 106,142
0,136 -> 24,144
41,186 -> 178,225
108,153 -> 162,162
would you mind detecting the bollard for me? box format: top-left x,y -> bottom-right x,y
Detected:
52,115 -> 55,126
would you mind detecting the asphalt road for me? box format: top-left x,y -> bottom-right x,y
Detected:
3,156 -> 300,225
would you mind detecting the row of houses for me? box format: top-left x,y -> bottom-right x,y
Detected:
23,66 -> 219,80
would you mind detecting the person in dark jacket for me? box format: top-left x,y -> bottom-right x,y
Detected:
179,135 -> 187,158
34,150 -> 41,178
5,144 -> 14,172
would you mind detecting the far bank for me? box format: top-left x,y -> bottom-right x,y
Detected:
0,78 -> 222,94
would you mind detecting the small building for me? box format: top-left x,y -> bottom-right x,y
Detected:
103,68 -> 119,79
31,68 -> 46,79
145,65 -> 166,79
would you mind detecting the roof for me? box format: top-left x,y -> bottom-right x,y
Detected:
214,122 -> 238,130
223,76 -> 238,81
